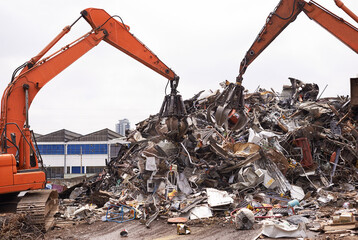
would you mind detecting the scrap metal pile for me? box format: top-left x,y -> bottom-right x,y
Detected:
56,78 -> 358,238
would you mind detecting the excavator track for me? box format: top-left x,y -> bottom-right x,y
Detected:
17,189 -> 59,232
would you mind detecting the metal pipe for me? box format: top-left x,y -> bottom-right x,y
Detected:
29,26 -> 71,66
23,84 -> 29,128
330,148 -> 341,184
334,0 -> 358,24
317,84 -> 328,99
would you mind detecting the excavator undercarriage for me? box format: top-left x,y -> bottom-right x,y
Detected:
0,190 -> 58,231
17,190 -> 59,231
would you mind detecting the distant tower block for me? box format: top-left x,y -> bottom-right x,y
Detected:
115,119 -> 130,136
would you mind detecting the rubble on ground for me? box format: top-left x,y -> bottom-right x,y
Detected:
0,213 -> 44,240
52,78 -> 358,238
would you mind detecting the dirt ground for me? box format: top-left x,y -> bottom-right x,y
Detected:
41,218 -> 358,240
44,219 -> 263,240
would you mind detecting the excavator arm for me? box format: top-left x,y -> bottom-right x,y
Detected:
0,8 -> 179,193
238,0 -> 358,81
81,8 -> 178,81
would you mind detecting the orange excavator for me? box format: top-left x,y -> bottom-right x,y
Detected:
0,8 -> 185,230
211,0 -> 358,131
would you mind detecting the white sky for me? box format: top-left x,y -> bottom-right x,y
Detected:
0,0 -> 357,135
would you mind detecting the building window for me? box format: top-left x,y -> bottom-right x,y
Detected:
86,166 -> 104,174
72,166 -> 85,174
37,144 -> 65,155
46,167 -> 64,179
67,144 -> 108,155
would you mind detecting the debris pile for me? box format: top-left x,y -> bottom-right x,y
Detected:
0,213 -> 44,240
54,78 -> 358,238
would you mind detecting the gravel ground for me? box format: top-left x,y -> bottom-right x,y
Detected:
44,219 -> 263,240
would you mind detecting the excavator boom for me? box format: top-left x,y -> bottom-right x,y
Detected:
304,1 -> 358,52
82,8 -> 177,80
238,0 -> 358,81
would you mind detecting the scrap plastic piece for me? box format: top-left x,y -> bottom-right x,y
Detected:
189,204 -> 213,220
290,185 -> 305,201
206,188 -> 234,207
145,157 -> 157,171
235,208 -> 255,230
261,220 -> 307,238
105,204 -> 136,223
177,172 -> 193,195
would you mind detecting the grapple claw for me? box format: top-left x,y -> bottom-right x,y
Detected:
207,82 -> 248,131
165,116 -> 189,141
215,105 -> 230,126
158,80 -> 188,141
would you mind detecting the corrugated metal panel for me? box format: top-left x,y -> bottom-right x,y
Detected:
36,129 -> 82,142
73,128 -> 122,141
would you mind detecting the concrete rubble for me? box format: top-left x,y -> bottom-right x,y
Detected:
49,78 -> 358,239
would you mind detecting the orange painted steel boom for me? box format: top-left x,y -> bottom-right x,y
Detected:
237,0 -> 358,82
0,8 -> 178,194
335,0 -> 358,24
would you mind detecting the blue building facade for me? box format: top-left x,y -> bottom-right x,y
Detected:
36,129 -> 124,178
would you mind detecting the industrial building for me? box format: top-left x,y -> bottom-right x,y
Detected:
35,129 -> 126,179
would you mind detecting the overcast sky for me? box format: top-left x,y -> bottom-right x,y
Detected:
0,0 -> 357,135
